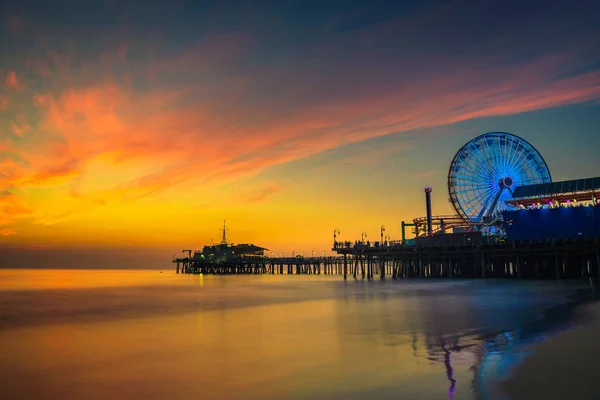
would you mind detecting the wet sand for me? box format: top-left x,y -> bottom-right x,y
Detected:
502,302 -> 600,400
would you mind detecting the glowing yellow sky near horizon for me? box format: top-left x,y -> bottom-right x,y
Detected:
1,135 -> 446,256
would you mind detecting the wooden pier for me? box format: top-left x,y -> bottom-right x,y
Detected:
173,256 -> 346,276
332,238 -> 600,280
174,238 -> 600,280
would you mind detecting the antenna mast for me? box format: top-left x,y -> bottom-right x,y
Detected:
220,220 -> 229,245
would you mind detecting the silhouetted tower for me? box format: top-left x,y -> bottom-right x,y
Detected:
220,220 -> 229,245
425,187 -> 433,236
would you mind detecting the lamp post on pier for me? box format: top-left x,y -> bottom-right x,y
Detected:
333,228 -> 340,248
362,231 -> 367,244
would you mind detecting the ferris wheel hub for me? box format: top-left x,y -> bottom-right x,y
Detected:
500,176 -> 513,188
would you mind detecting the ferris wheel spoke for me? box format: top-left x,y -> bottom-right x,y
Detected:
490,134 -> 505,176
463,186 -> 497,218
512,147 -> 536,176
521,162 -> 537,178
453,176 -> 489,186
455,166 -> 484,180
484,135 -> 502,167
469,189 -> 497,214
519,162 -> 540,183
482,140 -> 503,180
472,142 -> 496,179
502,135 -> 516,176
467,195 -> 491,219
497,135 -> 507,175
509,148 -> 535,185
462,189 -> 488,206
505,138 -> 523,176
461,198 -> 481,218
466,144 -> 496,181
492,136 -> 508,177
462,196 -> 488,214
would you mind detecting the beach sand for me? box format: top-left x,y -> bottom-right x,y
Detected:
501,302 -> 600,400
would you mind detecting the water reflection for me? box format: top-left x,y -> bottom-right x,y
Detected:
0,272 -> 595,400
332,280 -> 593,399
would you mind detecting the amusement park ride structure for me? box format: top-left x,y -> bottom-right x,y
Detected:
408,132 -> 552,240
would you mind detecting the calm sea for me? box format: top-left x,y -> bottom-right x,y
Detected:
0,269 -> 596,400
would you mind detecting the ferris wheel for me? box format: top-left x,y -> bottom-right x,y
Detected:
448,132 -> 551,223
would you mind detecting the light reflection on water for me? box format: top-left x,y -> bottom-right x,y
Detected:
0,270 -> 594,400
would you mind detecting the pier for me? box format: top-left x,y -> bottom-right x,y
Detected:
173,256 -> 346,276
332,238 -> 600,280
174,238 -> 600,280
172,135 -> 600,281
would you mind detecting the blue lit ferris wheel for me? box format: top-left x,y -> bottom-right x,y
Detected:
448,132 -> 552,223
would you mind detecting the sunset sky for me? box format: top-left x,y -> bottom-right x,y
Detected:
1,0 -> 600,267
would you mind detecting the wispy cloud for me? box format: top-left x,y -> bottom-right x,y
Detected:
238,183 -> 286,204
415,170 -> 443,180
0,191 -> 32,233
1,1 -> 599,230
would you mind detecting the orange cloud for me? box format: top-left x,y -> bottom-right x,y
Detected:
0,192 -> 31,232
0,228 -> 16,236
0,14 -> 598,236
5,61 -> 600,225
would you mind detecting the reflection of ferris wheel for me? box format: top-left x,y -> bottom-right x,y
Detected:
448,132 -> 552,223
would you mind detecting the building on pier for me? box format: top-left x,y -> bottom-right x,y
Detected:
501,177 -> 600,242
505,176 -> 600,209
201,243 -> 268,261
189,221 -> 268,262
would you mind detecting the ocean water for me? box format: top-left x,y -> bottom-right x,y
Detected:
0,269 -> 596,400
